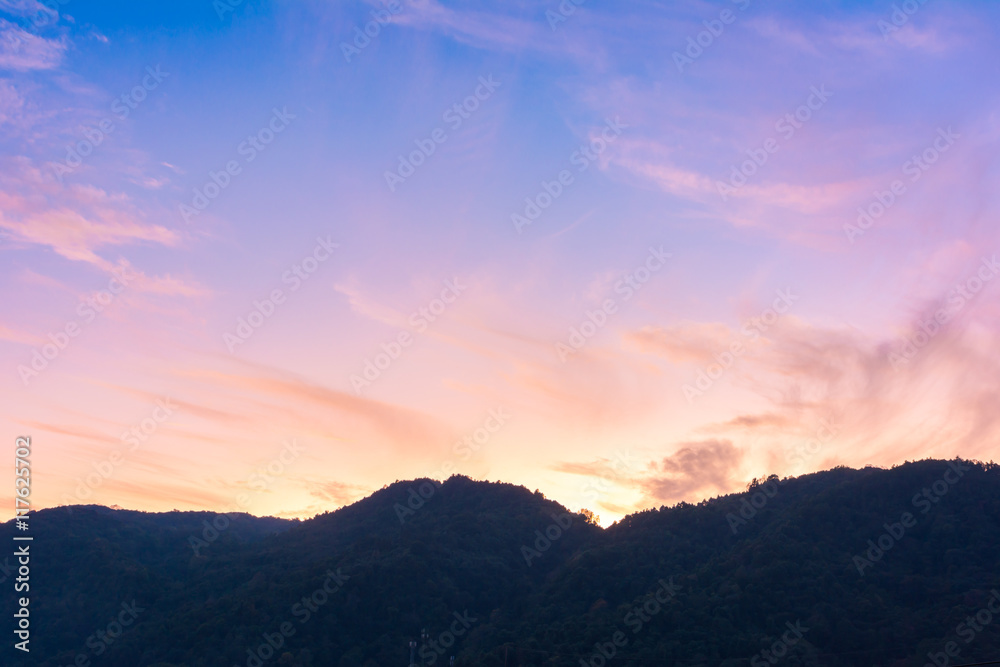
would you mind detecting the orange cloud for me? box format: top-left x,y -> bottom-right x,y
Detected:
176,362 -> 458,458
626,322 -> 735,364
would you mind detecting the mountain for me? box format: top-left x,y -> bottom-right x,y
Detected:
4,459 -> 1000,666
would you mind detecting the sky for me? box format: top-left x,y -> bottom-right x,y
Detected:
1,0 -> 999,526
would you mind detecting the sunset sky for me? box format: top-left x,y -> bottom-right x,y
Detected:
2,0 -> 999,525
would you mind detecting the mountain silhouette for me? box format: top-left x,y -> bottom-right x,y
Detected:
5,459 -> 1000,666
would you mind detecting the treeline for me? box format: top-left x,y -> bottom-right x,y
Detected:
3,459 -> 999,666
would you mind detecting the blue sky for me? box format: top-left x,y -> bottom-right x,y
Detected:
2,0 -> 999,523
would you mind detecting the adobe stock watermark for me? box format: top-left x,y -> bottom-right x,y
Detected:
421,407 -> 511,483
521,512 -> 574,566
844,127 -> 958,243
717,85 -> 833,202
579,577 -> 682,667
180,107 -> 296,223
724,413 -> 847,534
341,0 -> 405,62
556,246 -> 671,362
394,408 -> 511,524
350,278 -> 466,394
511,116 -> 627,234
887,255 -> 998,370
725,475 -> 780,535
384,75 -> 500,192
60,398 -> 177,507
417,610 -> 478,665
52,600 -> 145,665
853,460 -> 970,576
188,439 -> 305,556
673,0 -> 751,73
785,417 -> 840,468
748,620 -> 810,667
213,0 -> 246,20
682,288 -> 799,404
224,236 -> 339,353
546,0 -> 587,30
920,590 -> 1000,667
17,264 -> 137,386
236,568 -> 350,667
48,65 -> 169,182
878,0 -> 933,41
580,450 -> 642,509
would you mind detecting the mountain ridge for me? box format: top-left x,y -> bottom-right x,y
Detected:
5,458 -> 1000,666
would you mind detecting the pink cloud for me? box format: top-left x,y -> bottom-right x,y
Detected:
0,77 -> 23,123
0,323 -> 42,345
0,20 -> 66,71
640,440 -> 746,504
0,169 -> 180,269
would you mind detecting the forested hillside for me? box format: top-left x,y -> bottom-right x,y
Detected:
5,459 -> 999,666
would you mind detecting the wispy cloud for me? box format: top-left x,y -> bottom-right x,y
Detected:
0,164 -> 181,269
0,20 -> 65,71
176,363 -> 458,457
626,322 -> 735,364
392,0 -> 605,66
304,479 -> 371,506
0,77 -> 23,123
0,323 -> 42,345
